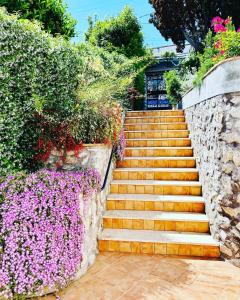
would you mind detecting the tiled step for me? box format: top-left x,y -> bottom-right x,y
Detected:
126,110 -> 184,117
126,138 -> 191,148
113,168 -> 199,181
98,229 -> 220,257
117,157 -> 196,168
125,147 -> 193,157
103,210 -> 209,233
125,116 -> 185,124
107,194 -> 205,212
125,130 -> 189,139
110,180 -> 202,195
124,123 -> 187,131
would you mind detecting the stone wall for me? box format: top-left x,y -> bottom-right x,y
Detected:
41,144 -> 114,295
184,91 -> 240,266
46,144 -> 112,180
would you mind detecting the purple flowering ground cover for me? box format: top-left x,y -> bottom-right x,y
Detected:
0,169 -> 101,299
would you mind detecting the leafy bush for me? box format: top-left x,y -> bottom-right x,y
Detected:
0,10 -> 151,174
164,70 -> 182,105
0,169 -> 101,299
0,8 -> 80,176
85,6 -> 146,58
194,16 -> 240,86
1,0 -> 76,38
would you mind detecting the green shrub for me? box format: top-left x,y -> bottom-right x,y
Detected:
0,9 -> 80,176
1,0 -> 76,38
164,70 -> 182,106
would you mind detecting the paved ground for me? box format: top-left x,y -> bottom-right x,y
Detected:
40,252 -> 240,300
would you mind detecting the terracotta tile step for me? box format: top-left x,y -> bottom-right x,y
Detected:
98,229 -> 220,257
126,110 -> 184,117
126,138 -> 191,147
125,130 -> 189,139
107,194 -> 205,212
113,168 -> 199,181
103,210 -> 209,233
117,157 -> 196,168
125,116 -> 185,124
110,180 -> 202,195
124,123 -> 188,131
125,147 -> 193,157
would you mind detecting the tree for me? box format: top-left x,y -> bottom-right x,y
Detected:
85,6 -> 146,58
1,0 -> 76,38
149,0 -> 240,52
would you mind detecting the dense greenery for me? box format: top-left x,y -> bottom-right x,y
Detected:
0,8 -> 80,176
0,0 -> 76,38
0,9 -> 152,175
85,6 -> 146,58
164,70 -> 182,106
149,0 -> 240,52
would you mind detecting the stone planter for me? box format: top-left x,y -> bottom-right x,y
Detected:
46,143 -> 112,182
182,57 -> 240,267
28,144 -> 114,297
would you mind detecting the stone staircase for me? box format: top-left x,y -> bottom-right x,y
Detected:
98,110 -> 220,258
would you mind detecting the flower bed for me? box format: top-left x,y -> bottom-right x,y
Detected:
0,169 -> 101,299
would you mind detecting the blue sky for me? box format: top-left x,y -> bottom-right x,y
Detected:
65,0 -> 171,48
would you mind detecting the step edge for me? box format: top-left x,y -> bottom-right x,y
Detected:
99,229 -> 219,246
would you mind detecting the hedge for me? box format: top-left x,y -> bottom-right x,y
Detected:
0,8 -> 81,176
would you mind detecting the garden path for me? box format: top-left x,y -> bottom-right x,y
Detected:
40,252 -> 240,300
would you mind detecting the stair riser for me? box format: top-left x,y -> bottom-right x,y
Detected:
110,184 -> 201,196
125,148 -> 193,157
125,124 -> 187,131
125,131 -> 189,139
125,117 -> 185,124
107,200 -> 205,212
117,159 -> 196,168
103,218 -> 209,233
126,111 -> 184,117
99,240 -> 220,257
113,171 -> 199,181
126,139 -> 191,147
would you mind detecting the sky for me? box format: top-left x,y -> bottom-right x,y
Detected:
65,0 -> 171,48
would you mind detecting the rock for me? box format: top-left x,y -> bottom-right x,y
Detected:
221,245 -> 233,257
233,152 -> 240,167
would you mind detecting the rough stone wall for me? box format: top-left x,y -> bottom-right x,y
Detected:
43,144 -> 113,292
46,144 -> 112,180
185,92 -> 240,266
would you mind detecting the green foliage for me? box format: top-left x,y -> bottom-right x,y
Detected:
0,8 -> 80,176
85,6 -> 146,58
161,51 -> 177,59
193,21 -> 240,86
76,43 -> 153,109
164,70 -> 182,105
1,0 -> 76,38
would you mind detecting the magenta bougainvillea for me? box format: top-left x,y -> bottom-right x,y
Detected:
0,169 -> 101,299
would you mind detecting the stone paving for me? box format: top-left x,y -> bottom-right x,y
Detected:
39,252 -> 240,300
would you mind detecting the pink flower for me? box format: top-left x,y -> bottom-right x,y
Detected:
224,17 -> 232,25
214,24 -> 227,33
214,41 -> 222,49
219,50 -> 225,55
237,28 -> 240,32
211,16 -> 224,26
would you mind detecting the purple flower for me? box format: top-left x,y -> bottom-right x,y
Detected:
0,169 -> 101,299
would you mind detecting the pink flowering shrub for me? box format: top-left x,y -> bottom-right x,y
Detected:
194,16 -> 240,86
211,16 -> 240,59
0,169 -> 101,299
